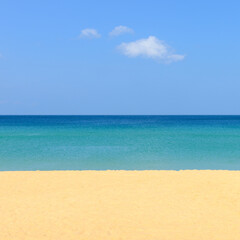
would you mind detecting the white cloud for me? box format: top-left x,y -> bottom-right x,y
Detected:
118,36 -> 185,63
79,28 -> 101,39
109,25 -> 134,36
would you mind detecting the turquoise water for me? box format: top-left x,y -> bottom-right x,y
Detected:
0,116 -> 240,170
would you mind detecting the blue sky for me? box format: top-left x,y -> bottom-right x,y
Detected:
0,0 -> 240,114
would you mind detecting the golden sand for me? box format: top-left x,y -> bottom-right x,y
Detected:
0,170 -> 240,240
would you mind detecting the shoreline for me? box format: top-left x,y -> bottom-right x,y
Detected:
1,170 -> 240,240
1,169 -> 240,171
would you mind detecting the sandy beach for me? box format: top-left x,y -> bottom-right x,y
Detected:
0,170 -> 239,240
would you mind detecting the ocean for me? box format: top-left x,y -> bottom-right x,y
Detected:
0,115 -> 240,171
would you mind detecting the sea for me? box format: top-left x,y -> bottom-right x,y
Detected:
0,115 -> 240,171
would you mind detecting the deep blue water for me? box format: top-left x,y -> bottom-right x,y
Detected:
0,115 -> 240,170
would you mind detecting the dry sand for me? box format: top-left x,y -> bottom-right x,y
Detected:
0,170 -> 240,240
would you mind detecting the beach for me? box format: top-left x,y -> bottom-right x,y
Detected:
0,170 -> 239,240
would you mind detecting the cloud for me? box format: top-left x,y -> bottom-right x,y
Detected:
118,36 -> 185,63
79,28 -> 101,39
109,25 -> 134,36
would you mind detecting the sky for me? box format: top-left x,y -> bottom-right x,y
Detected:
0,0 -> 240,115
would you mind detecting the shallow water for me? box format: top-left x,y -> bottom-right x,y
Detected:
0,115 -> 240,170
